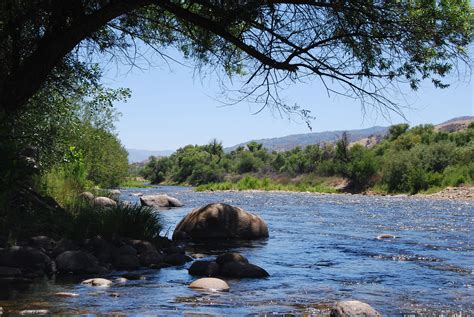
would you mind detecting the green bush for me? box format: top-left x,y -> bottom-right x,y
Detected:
188,163 -> 224,185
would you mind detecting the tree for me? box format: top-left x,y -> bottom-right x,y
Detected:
0,0 -> 472,120
388,124 -> 410,141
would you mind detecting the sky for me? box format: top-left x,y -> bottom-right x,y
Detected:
103,49 -> 473,151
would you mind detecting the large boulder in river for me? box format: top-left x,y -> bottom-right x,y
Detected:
172,203 -> 269,240
140,194 -> 183,208
330,300 -> 381,317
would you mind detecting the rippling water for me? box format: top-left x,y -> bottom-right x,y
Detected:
1,186 -> 473,315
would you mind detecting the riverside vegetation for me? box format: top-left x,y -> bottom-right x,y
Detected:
0,72 -> 161,244
141,122 -> 474,195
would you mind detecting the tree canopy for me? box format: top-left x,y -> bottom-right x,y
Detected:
0,0 -> 472,119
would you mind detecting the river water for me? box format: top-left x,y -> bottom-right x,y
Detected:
1,186 -> 473,316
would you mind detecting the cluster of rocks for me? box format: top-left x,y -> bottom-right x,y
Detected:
78,191 -> 118,208
189,252 -> 269,279
0,235 -> 191,282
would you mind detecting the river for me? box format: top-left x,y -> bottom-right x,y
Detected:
1,186 -> 473,315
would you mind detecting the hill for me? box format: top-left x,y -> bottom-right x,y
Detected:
225,126 -> 389,152
434,116 -> 473,132
225,116 -> 473,152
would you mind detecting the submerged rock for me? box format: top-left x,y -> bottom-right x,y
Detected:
81,278 -> 113,287
54,292 -> 79,297
19,309 -> 49,315
330,300 -> 381,317
189,277 -> 229,292
376,234 -> 396,240
140,194 -> 183,208
172,203 -> 269,240
115,277 -> 128,283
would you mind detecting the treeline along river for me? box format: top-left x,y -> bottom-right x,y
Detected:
1,186 -> 473,315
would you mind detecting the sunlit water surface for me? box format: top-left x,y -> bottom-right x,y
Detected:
1,186 -> 473,315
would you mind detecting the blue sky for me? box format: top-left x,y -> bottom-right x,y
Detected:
103,49 -> 473,151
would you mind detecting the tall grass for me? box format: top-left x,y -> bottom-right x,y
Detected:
120,178 -> 151,188
69,202 -> 162,241
196,175 -> 338,193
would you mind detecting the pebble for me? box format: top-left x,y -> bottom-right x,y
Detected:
115,277 -> 128,283
377,234 -> 396,240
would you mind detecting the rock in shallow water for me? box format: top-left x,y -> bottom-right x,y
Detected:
54,292 -> 79,297
216,252 -> 249,265
330,300 -> 381,317
19,309 -> 49,315
219,261 -> 269,278
189,277 -> 229,292
172,203 -> 269,240
188,261 -> 220,277
376,234 -> 396,240
81,278 -> 113,287
140,195 -> 183,208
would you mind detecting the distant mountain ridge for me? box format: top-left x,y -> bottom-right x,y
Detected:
225,116 -> 473,152
225,126 -> 389,152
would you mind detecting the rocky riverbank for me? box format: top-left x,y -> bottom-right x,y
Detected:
197,186 -> 474,201
417,186 -> 474,201
0,235 -> 191,284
